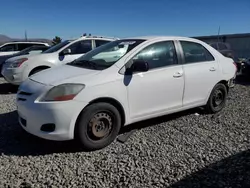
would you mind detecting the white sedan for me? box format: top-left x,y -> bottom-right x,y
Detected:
16,36 -> 237,150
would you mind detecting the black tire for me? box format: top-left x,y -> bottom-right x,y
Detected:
75,102 -> 121,151
205,83 -> 228,114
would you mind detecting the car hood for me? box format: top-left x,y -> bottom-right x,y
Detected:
29,64 -> 101,86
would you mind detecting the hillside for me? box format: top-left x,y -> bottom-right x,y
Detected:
0,34 -> 11,43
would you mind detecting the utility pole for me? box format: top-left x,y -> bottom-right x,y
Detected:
25,30 -> 27,41
217,26 -> 220,42
217,26 -> 221,50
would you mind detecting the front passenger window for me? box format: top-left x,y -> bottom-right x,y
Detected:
0,44 -> 16,52
131,41 -> 178,70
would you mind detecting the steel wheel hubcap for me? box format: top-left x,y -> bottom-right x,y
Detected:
89,112 -> 112,139
213,90 -> 224,107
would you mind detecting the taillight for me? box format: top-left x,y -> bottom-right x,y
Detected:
10,58 -> 28,68
17,58 -> 28,67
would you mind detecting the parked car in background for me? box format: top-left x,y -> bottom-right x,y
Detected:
17,36 -> 236,150
209,42 -> 240,78
0,45 -> 50,74
209,42 -> 235,59
0,41 -> 50,56
1,36 -> 117,85
241,58 -> 250,77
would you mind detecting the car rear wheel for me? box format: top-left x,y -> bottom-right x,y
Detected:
205,83 -> 228,114
75,102 -> 121,151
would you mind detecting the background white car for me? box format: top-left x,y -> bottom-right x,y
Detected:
1,36 -> 117,85
17,36 -> 236,151
0,41 -> 50,56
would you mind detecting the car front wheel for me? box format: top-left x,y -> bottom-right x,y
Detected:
75,102 -> 121,151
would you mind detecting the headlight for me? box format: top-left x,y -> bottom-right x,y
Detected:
40,84 -> 85,102
10,58 -> 28,68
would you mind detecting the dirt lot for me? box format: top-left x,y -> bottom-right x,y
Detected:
0,77 -> 250,188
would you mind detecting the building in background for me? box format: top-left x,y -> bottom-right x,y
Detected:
194,33 -> 250,59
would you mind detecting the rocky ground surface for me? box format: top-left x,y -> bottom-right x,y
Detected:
0,77 -> 250,188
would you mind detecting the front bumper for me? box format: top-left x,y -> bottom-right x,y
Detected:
17,99 -> 87,141
228,76 -> 236,88
17,79 -> 88,141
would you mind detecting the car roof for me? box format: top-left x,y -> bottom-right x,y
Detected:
73,36 -> 118,42
124,36 -> 202,42
3,41 -> 48,44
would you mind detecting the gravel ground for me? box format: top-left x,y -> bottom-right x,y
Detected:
0,77 -> 250,188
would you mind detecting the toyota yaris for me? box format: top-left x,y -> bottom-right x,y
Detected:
17,36 -> 236,150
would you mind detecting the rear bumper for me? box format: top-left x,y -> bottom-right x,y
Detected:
1,67 -> 24,85
228,77 -> 235,88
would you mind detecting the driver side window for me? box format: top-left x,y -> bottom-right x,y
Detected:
129,41 -> 178,71
66,40 -> 92,54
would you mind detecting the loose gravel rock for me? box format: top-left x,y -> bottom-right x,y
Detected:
0,77 -> 250,188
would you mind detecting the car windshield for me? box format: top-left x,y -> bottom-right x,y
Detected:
42,40 -> 71,53
68,39 -> 145,70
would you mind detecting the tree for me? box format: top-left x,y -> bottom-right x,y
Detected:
52,36 -> 62,44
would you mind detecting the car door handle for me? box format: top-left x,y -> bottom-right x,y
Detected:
209,67 -> 216,71
173,71 -> 183,78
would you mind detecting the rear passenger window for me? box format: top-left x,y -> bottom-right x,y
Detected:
180,41 -> 215,64
131,41 -> 178,70
18,43 -> 34,51
95,40 -> 110,48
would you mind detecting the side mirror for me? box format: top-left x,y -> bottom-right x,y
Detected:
59,48 -> 71,56
126,60 -> 149,75
131,60 -> 149,72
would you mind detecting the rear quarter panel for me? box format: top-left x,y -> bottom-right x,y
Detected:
217,56 -> 236,81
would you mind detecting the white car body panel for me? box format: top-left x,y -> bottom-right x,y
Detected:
126,65 -> 184,120
16,36 -> 236,141
182,61 -> 220,106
